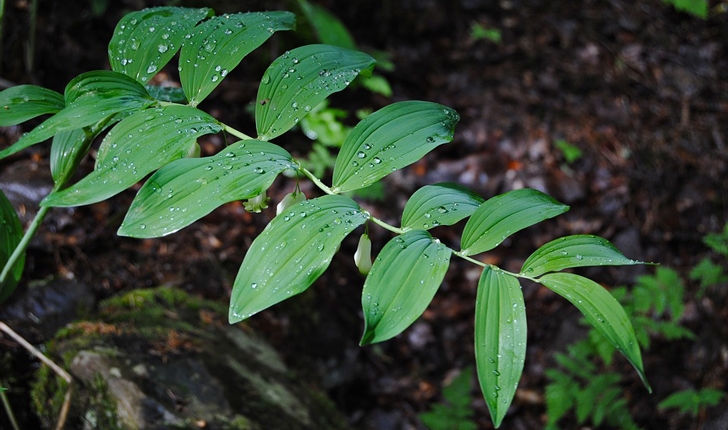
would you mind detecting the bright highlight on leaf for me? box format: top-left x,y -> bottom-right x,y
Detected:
540,272 -> 651,392
0,85 -> 65,127
119,140 -> 295,238
521,235 -> 645,277
256,44 -> 376,141
474,267 -> 527,428
180,11 -> 295,106
360,230 -> 451,345
108,6 -> 212,84
401,182 -> 484,231
230,195 -> 369,323
461,188 -> 569,256
0,71 -> 155,159
332,101 -> 460,193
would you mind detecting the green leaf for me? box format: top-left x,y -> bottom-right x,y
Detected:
0,190 -> 25,302
0,85 -> 64,127
663,0 -> 708,19
658,388 -> 725,416
332,101 -> 459,193
296,0 -> 357,50
474,267 -> 526,428
256,44 -> 375,141
521,235 -> 644,277
229,195 -> 368,322
119,140 -> 295,238
540,272 -> 651,392
145,85 -> 188,103
419,367 -> 477,430
108,6 -> 212,84
360,230 -> 451,345
50,129 -> 93,185
42,105 -> 221,207
180,11 -> 295,106
461,188 -> 569,256
0,71 -> 155,159
401,182 -> 484,231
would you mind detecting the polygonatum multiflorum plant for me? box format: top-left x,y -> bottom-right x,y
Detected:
0,6 -> 652,427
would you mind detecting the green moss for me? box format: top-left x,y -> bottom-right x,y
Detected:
29,364 -> 68,428
225,415 -> 257,430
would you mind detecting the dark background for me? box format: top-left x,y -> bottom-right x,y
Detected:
1,0 -> 726,428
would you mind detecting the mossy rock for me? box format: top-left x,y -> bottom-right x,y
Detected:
31,287 -> 348,430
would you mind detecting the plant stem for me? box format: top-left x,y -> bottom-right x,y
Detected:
368,215 -> 405,235
25,0 -> 37,74
0,205 -> 50,286
223,124 -> 255,141
0,389 -> 20,430
299,165 -> 336,195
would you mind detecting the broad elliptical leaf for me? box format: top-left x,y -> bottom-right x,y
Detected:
180,11 -> 295,106
230,195 -> 369,323
360,230 -> 452,345
255,44 -> 375,141
474,267 -> 527,428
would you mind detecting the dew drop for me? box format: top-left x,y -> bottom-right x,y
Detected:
250,282 -> 258,289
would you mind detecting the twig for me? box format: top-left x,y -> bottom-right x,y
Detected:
0,321 -> 73,430
1,389 -> 20,430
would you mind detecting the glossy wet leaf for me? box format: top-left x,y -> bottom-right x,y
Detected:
180,11 -> 295,106
50,129 -> 93,185
145,85 -> 188,103
0,71 -> 155,159
119,140 -> 296,238
108,6 -> 212,84
540,272 -> 651,391
401,182 -> 484,231
521,235 -> 645,277
0,190 -> 25,302
229,195 -> 368,322
256,44 -> 375,140
332,101 -> 459,193
42,105 -> 222,207
474,267 -> 526,428
0,85 -> 64,127
360,230 -> 451,345
461,188 -> 569,256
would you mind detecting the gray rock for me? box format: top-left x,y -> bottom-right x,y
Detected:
31,288 -> 348,430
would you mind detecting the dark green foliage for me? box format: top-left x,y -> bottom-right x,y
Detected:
419,368 -> 477,430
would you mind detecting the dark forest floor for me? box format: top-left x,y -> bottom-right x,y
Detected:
1,0 -> 727,429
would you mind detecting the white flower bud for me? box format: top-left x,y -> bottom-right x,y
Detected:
244,192 -> 269,213
186,142 -> 201,158
276,191 -> 306,215
354,233 -> 373,275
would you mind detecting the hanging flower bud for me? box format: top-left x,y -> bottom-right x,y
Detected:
244,191 -> 269,213
276,191 -> 306,215
186,142 -> 201,158
354,233 -> 373,275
